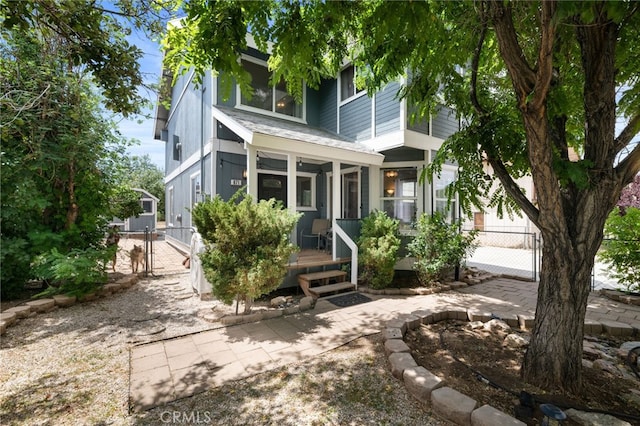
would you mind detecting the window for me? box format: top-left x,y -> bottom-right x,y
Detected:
296,175 -> 315,209
172,135 -> 181,161
167,186 -> 174,226
381,168 -> 417,229
240,58 -> 302,119
190,173 -> 201,207
340,65 -> 364,102
434,168 -> 457,222
327,168 -> 360,219
257,172 -> 316,210
141,199 -> 153,214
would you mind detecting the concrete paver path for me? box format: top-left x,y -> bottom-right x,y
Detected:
129,278 -> 640,412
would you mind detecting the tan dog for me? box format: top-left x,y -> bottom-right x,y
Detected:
130,244 -> 145,273
106,226 -> 120,272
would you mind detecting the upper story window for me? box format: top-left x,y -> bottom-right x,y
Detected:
340,65 -> 364,102
240,58 -> 303,119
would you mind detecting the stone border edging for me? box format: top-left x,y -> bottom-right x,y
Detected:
217,296 -> 316,326
381,306 -> 640,425
0,274 -> 140,336
600,289 -> 640,307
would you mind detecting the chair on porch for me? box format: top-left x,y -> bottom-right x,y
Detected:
300,218 -> 331,251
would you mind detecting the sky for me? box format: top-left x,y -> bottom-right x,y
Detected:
117,30 -> 166,171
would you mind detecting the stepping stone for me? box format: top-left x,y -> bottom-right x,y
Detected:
164,281 -> 181,286
175,293 -> 193,300
53,294 -> 76,307
129,320 -> 166,337
3,306 -> 31,319
0,312 -> 17,326
103,283 -> 122,293
78,293 -> 97,302
25,299 -> 56,313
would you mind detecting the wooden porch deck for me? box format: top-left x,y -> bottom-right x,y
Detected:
288,249 -> 351,271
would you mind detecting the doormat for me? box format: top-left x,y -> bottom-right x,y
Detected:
326,292 -> 372,308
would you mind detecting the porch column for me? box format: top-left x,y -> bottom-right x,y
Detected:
246,143 -> 257,199
331,160 -> 341,257
369,165 -> 380,214
287,154 -> 298,246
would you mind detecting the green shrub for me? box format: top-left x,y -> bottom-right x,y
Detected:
0,237 -> 32,299
598,207 -> 640,292
31,247 -> 111,298
407,212 -> 477,286
357,211 -> 401,289
192,191 -> 301,313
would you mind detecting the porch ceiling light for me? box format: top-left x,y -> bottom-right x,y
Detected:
385,170 -> 398,178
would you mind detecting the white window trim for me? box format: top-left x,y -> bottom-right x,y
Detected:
338,64 -> 367,106
256,169 -> 316,211
139,198 -> 156,216
380,163 -> 425,229
236,55 -> 307,123
432,165 -> 459,221
326,166 -> 362,219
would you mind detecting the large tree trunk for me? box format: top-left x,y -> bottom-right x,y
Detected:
522,235 -> 593,392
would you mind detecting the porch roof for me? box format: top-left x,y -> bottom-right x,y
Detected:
212,106 -> 385,166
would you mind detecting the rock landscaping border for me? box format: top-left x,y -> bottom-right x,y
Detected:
0,274 -> 140,336
380,306 -> 639,425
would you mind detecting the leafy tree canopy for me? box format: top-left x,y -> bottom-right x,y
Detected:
163,0 -> 640,393
1,0 -> 178,116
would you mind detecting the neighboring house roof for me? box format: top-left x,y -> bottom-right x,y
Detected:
212,105 -> 385,166
132,188 -> 160,203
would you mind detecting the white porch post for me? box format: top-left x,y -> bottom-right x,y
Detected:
331,160 -> 341,257
246,144 -> 257,199
369,165 -> 380,214
287,154 -> 298,246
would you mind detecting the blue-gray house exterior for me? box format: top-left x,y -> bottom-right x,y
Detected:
154,36 -> 460,291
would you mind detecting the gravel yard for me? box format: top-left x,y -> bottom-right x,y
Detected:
0,273 -> 447,425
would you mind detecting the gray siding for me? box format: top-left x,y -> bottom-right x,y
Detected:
407,103 -> 430,135
165,71 -> 213,175
432,105 -> 459,140
382,147 -> 425,162
339,95 -> 371,141
127,215 -> 156,232
317,78 -> 338,133
375,82 -> 401,136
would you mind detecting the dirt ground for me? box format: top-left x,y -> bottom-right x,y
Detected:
405,319 -> 640,425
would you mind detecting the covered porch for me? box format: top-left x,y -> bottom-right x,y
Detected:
212,106 -> 385,287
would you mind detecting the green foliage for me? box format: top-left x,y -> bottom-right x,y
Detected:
599,207 -> 640,293
32,247 -> 111,298
0,29 -> 137,299
111,155 -> 165,220
407,213 -> 477,286
357,211 -> 401,290
192,191 -> 301,310
109,186 -> 145,221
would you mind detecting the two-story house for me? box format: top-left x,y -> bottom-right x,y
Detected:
153,35 -> 460,291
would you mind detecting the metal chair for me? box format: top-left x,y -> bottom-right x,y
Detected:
300,219 -> 331,250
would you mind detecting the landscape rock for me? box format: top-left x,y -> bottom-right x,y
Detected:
270,296 -> 287,307
25,299 -> 56,313
403,366 -> 444,402
298,296 -> 314,311
503,333 -> 529,348
471,404 -> 525,426
431,386 -> 477,426
4,306 -> 31,319
592,359 -> 623,377
0,311 -> 17,326
384,339 -> 410,356
483,319 -> 511,335
53,294 -> 77,307
566,408 -> 631,426
388,352 -> 417,379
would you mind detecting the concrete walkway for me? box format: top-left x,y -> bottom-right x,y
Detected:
129,278 -> 640,412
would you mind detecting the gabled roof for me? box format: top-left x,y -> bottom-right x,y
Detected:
212,106 -> 385,166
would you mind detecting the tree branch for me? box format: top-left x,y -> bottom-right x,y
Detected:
482,145 -> 541,226
529,1 -> 557,112
614,113 -> 640,154
488,0 -> 536,105
615,141 -> 640,186
470,1 -> 488,116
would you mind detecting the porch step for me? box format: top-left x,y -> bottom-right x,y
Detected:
297,270 -> 351,299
